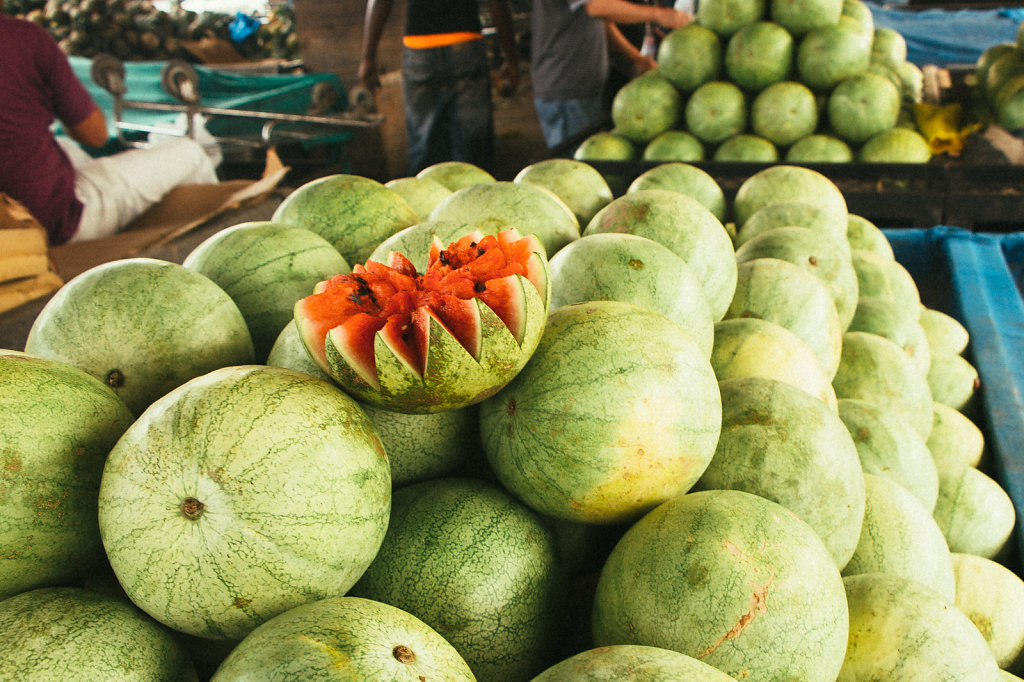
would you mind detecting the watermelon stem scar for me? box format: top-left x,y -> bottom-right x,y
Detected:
181,497 -> 205,520
393,645 -> 416,663
105,369 -> 125,388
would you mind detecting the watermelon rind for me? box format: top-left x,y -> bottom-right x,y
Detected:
532,644 -> 736,681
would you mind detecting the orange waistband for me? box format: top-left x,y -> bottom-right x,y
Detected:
403,31 -> 483,49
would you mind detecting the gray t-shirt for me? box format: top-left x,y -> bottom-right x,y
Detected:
529,0 -> 609,101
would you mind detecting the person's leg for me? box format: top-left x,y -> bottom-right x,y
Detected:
71,137 -> 217,242
446,39 -> 495,171
402,46 -> 452,176
533,97 -> 604,151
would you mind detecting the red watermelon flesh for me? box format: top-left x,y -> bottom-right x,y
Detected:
296,229 -> 546,390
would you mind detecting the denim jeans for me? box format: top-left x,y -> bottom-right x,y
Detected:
401,39 -> 494,176
533,96 -> 605,151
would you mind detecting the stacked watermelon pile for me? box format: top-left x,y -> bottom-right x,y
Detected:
576,0 -> 933,165
971,21 -> 1024,133
3,159 -> 1024,681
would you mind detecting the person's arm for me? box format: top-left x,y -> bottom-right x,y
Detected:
605,20 -> 656,75
358,0 -> 394,91
488,0 -> 519,96
65,106 -> 108,149
584,0 -> 690,28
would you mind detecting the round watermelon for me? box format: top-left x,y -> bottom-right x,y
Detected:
416,160 -> 496,191
384,176 -> 454,222
611,71 -> 683,144
210,596 -> 475,681
514,158 -> 614,228
725,21 -> 794,92
657,24 -> 723,92
933,461 -> 1015,561
827,72 -> 902,144
350,477 -> 565,681
642,130 -> 707,163
846,214 -> 895,260
750,80 -> 819,147
98,365 -> 392,640
480,301 -> 722,525
919,307 -> 970,356
532,645 -> 736,681
713,134 -> 780,161
785,134 -> 854,162
952,552 -> 1024,670
848,295 -> 931,374
735,200 -> 849,250
733,164 -> 849,230
796,18 -> 873,92
626,162 -> 727,222
685,81 -> 749,144
928,401 -> 985,470
0,586 -> 197,681
592,489 -> 849,680
271,173 -> 419,265
851,248 -> 922,320
25,258 -> 254,416
0,351 -> 134,600
182,220 -> 350,362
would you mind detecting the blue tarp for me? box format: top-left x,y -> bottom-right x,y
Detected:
68,56 -> 351,147
867,1 -> 1020,66
886,226 -> 1024,563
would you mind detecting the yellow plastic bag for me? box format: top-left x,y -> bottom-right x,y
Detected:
914,102 -> 982,157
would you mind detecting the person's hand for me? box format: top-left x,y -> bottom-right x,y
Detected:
358,58 -> 381,91
495,60 -> 519,97
656,7 -> 691,30
633,54 -> 657,76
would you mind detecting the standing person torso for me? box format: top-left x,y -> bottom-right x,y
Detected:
529,0 -> 609,102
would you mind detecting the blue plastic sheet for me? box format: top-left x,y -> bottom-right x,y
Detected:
867,1 -> 1020,66
886,226 -> 1024,565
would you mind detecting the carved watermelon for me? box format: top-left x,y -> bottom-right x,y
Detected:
294,228 -> 550,413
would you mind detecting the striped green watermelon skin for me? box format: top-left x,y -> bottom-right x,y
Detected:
350,477 -> 565,682
182,221 -> 350,363
592,489 -> 849,681
0,586 -> 197,681
210,596 -> 475,681
480,301 -> 722,525
532,645 -> 736,681
24,258 -> 255,417
98,365 -> 391,641
271,174 -> 419,265
0,351 -> 134,600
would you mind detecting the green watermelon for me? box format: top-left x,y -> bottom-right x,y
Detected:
785,133 -> 854,162
209,596 -> 475,681
0,586 -> 197,681
735,200 -> 849,250
532,645 -> 736,681
547,233 -> 715,358
359,403 -> 482,488
750,80 -> 819,147
712,134 -> 780,161
733,164 -> 849,230
657,24 -> 723,91
840,573 -> 1001,681
182,221 -> 350,362
919,307 -> 970,356
480,301 -> 722,524
928,401 -> 986,469
611,71 -> 683,144
626,162 -> 727,222
953,552 -> 1024,671
933,461 -> 1016,561
584,189 -> 737,320
685,80 -> 748,144
416,160 -> 496,191
592,489 -> 849,680
848,295 -> 931,374
726,257 -> 843,378
384,176 -> 454,221
573,131 -> 636,162
98,365 -> 392,640
870,26 -> 908,71
831,331 -> 934,439
724,21 -> 794,92
710,317 -> 839,409
428,181 -> 580,257
841,473 -> 956,601
828,72 -> 902,144
24,258 -> 254,416
514,158 -> 614,228
734,225 -> 859,331
846,214 -> 894,260
771,0 -> 843,36
698,0 -> 767,38
842,0 -> 874,32
797,18 -> 873,92
859,127 -> 933,163
838,397 -> 939,511
266,320 -> 332,381
927,352 -> 980,415
698,377 -> 866,569
350,477 -> 565,681
0,351 -> 134,600
851,248 -> 922,320
271,174 -> 419,265
642,130 -> 707,162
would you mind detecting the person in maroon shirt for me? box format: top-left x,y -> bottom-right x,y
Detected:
0,6 -> 217,245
